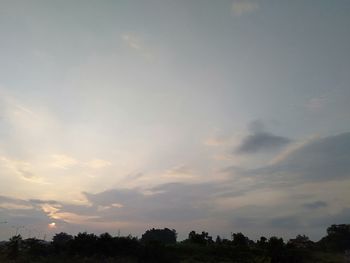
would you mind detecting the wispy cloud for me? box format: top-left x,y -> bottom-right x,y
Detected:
50,154 -> 78,169
232,0 -> 259,17
306,96 -> 327,112
203,129 -> 243,148
50,155 -> 112,170
268,135 -> 319,165
162,165 -> 196,180
0,93 -> 58,139
0,156 -> 48,184
0,202 -> 33,210
204,135 -> 232,147
122,34 -> 154,61
85,159 -> 112,169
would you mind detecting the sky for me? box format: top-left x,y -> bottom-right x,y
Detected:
0,0 -> 350,241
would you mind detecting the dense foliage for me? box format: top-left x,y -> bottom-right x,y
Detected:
0,225 -> 349,262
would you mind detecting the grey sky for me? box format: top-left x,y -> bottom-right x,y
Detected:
0,0 -> 349,241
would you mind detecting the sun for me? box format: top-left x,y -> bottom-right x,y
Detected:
48,222 -> 56,229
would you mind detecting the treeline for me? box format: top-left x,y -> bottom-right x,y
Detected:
0,224 -> 349,262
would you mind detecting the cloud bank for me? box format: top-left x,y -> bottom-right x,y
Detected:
241,132 -> 350,183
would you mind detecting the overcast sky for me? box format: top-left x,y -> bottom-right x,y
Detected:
0,0 -> 350,241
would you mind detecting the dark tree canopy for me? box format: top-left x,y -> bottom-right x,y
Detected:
288,234 -> 314,249
319,224 -> 350,251
141,228 -> 177,244
232,232 -> 249,247
52,232 -> 73,246
0,224 -> 348,262
187,231 -> 213,245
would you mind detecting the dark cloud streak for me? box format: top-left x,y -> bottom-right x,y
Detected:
236,132 -> 291,154
303,201 -> 328,210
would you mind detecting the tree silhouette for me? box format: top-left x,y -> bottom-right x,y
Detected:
6,235 -> 22,259
288,234 -> 313,249
71,232 -> 97,256
96,232 -> 114,256
319,224 -> 350,251
0,224 -> 347,262
141,228 -> 177,244
52,232 -> 73,254
267,237 -> 285,263
23,238 -> 48,258
187,231 -> 213,245
232,232 -> 249,248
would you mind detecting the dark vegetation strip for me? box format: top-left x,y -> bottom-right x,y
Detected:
0,224 -> 349,262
